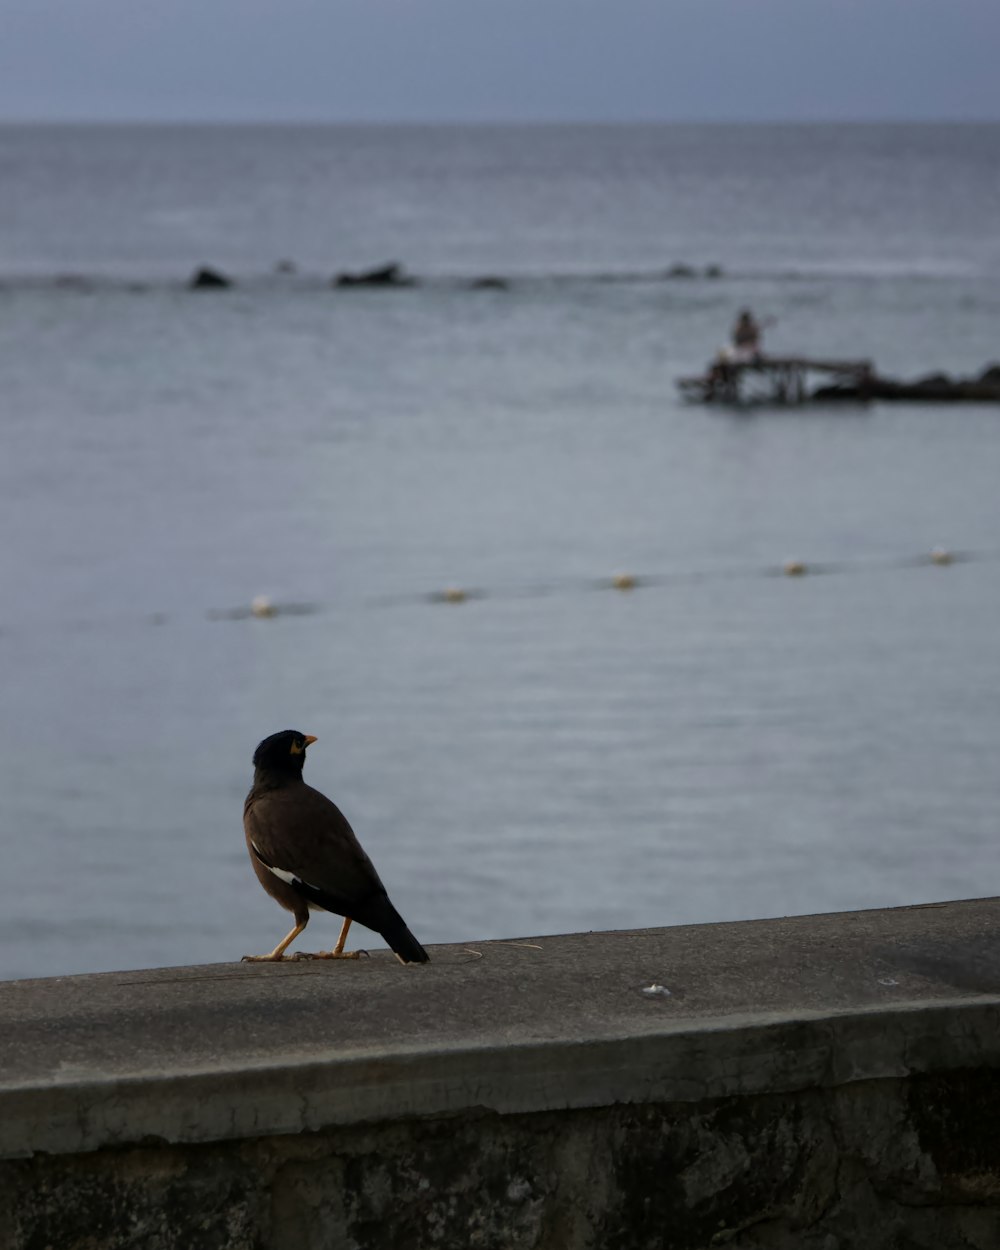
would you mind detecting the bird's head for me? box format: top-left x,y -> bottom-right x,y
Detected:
252,730 -> 317,777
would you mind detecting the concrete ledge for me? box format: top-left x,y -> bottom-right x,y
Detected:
4,900 -> 1000,1248
3,897 -> 1000,1161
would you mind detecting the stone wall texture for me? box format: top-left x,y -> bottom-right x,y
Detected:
4,1067 -> 1000,1250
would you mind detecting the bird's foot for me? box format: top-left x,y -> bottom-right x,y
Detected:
292,949 -> 370,961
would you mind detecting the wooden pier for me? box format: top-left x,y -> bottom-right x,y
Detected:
677,355 -> 874,406
677,354 -> 1000,406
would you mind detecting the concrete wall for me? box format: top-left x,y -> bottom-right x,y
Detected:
2,899 -> 1000,1249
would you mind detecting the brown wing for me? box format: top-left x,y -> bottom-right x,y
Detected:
244,783 -> 388,919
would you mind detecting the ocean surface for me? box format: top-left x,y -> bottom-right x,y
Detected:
2,122 -> 999,981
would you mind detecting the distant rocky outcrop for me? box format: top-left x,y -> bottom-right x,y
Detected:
333,261 -> 415,289
665,263 -> 724,280
469,276 -> 509,290
813,363 -> 1000,403
189,266 -> 232,289
54,274 -> 94,291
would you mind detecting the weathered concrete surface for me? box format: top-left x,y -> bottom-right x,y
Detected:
2,899 -> 1000,1248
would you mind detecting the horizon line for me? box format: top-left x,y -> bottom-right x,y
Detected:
1,115 -> 999,128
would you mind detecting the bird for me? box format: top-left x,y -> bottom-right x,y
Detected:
242,730 -> 429,965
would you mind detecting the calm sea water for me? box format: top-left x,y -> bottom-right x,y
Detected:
2,123 -> 999,981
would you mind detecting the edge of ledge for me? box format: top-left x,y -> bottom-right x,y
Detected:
4,993 -> 1000,1161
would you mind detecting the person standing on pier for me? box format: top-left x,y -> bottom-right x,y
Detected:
731,308 -> 765,360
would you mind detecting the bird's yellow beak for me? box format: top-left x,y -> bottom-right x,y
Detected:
304,735 -> 318,746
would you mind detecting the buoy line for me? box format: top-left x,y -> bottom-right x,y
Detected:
1,547 -> 989,638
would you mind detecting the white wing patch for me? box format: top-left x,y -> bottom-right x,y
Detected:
259,857 -> 298,888
251,841 -> 324,910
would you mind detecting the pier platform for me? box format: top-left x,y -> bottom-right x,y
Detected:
678,355 -> 874,405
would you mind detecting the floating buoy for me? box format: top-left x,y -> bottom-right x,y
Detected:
930,547 -> 952,566
251,595 -> 277,618
783,560 -> 807,577
612,573 -> 636,591
441,587 -> 467,604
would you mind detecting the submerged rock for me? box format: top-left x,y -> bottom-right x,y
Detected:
54,273 -> 94,291
189,266 -> 232,289
334,261 -> 415,288
665,263 -> 723,280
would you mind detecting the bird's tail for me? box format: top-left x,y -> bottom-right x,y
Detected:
379,904 -> 430,964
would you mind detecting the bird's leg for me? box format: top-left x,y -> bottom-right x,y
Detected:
306,916 -> 364,960
242,918 -> 309,962
332,916 -> 352,956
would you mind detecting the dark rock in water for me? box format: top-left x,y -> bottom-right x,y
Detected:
978,363 -> 1000,385
54,274 -> 93,291
704,264 -> 724,279
469,276 -> 509,290
666,263 -> 697,279
334,261 -> 415,288
866,371 -> 1000,401
189,266 -> 232,289
811,384 -> 870,402
273,259 -> 297,274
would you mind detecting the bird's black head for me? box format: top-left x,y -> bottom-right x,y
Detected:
252,730 -> 317,777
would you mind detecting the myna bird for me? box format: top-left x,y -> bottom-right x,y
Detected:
242,730 -> 429,964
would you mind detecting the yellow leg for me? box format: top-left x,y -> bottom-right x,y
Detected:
309,916 -> 363,960
333,916 -> 352,955
242,918 -> 308,963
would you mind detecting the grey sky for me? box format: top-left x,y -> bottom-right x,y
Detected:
2,0 -> 998,123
